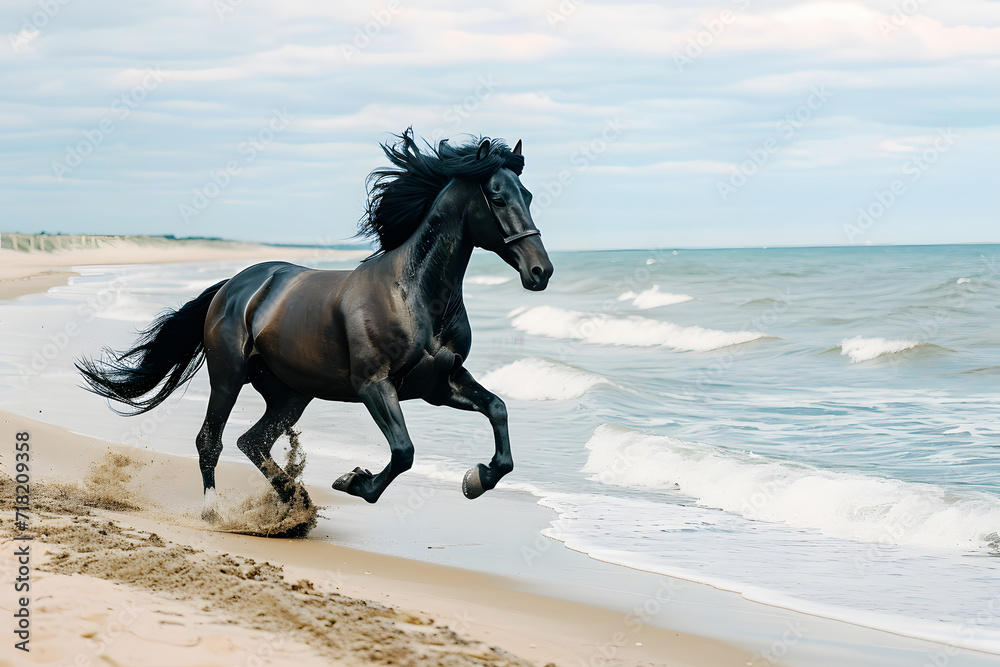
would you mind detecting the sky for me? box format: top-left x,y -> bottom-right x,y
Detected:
1,0 -> 998,250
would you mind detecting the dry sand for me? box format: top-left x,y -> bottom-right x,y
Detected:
0,235 -> 366,301
0,409 -> 748,667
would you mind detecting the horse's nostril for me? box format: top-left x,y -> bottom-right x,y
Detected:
531,265 -> 544,279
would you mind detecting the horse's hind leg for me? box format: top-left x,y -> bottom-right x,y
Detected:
196,367 -> 244,521
237,359 -> 312,503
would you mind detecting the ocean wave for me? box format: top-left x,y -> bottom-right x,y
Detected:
839,336 -> 920,363
535,487 -> 1000,654
958,366 -> 1000,375
582,424 -> 1000,551
740,297 -> 789,306
479,358 -> 613,401
466,275 -> 513,286
616,285 -> 693,309
509,306 -> 767,352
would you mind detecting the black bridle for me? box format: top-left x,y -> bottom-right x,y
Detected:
480,184 -> 541,246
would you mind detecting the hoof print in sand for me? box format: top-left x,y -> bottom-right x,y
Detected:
207,429 -> 318,538
209,482 -> 318,539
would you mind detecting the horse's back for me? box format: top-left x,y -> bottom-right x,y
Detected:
206,262 -> 303,330
205,258 -> 464,402
233,265 -> 357,398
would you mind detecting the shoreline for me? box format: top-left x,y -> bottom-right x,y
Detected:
0,409 -> 748,666
2,242 -> 999,665
0,236 -> 367,301
3,408 -> 996,667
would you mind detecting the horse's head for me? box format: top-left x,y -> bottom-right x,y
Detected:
469,139 -> 553,291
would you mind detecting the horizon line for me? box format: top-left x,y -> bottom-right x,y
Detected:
3,232 -> 998,253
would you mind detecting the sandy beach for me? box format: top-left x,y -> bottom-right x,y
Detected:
3,238 -> 999,667
4,0 -> 997,662
0,235 -> 363,300
0,238 -> 750,666
0,410 -> 749,667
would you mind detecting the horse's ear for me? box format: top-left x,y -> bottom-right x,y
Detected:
512,139 -> 522,156
476,139 -> 490,160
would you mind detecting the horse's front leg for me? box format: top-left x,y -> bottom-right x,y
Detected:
332,379 -> 414,503
427,367 -> 512,499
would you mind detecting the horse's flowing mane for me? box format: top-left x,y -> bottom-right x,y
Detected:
360,128 -> 521,255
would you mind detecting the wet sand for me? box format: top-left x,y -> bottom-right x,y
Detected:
0,410 -> 749,666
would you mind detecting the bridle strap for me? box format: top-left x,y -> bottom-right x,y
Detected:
480,184 -> 541,246
501,229 -> 542,244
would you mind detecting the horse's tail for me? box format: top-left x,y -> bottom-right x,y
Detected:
76,279 -> 229,416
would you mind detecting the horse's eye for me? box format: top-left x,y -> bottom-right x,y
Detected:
491,197 -> 506,207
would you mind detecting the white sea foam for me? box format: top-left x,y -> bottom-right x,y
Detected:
480,358 -> 612,401
582,424 -> 1000,550
466,275 -> 513,286
93,292 -> 163,322
839,336 -> 920,363
616,285 -> 693,309
536,490 -> 1000,655
509,306 -> 766,352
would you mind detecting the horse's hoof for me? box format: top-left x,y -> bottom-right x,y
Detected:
462,464 -> 488,500
201,488 -> 220,523
332,467 -> 372,494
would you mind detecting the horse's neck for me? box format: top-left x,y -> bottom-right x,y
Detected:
396,188 -> 472,313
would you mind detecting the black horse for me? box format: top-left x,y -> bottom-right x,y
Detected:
77,130 -> 552,519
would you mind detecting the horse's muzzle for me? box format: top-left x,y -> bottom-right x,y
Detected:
511,237 -> 553,291
521,259 -> 553,291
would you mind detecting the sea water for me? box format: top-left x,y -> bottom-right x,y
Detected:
2,244 -> 1000,653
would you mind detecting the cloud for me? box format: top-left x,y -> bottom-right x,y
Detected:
0,0 -> 996,246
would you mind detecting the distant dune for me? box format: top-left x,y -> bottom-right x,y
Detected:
0,233 -> 368,300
